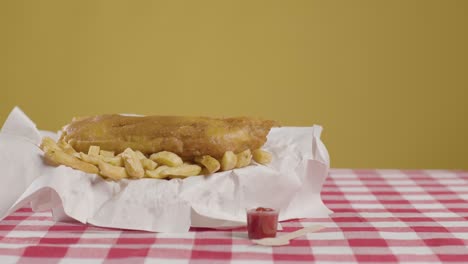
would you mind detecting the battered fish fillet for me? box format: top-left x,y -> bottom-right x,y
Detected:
60,115 -> 277,160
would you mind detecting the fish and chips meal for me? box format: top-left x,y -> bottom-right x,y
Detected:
40,115 -> 277,181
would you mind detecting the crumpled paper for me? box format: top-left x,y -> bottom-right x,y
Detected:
0,107 -> 332,232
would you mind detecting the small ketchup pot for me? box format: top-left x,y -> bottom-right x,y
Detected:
246,207 -> 279,239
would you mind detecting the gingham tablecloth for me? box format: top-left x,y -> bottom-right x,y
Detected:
1,169 -> 468,263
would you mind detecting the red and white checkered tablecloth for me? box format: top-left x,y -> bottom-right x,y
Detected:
1,169 -> 468,263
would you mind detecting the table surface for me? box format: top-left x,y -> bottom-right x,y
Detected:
1,169 -> 468,263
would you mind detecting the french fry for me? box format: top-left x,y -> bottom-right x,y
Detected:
134,151 -> 147,160
40,137 -> 60,152
41,134 -> 262,181
145,165 -> 169,179
43,150 -> 61,166
141,158 -> 157,170
57,140 -> 77,155
79,152 -> 101,165
221,151 -> 237,171
252,149 -> 272,165
102,156 -> 124,167
161,164 -> 202,178
44,148 -> 99,174
236,149 -> 252,168
121,148 -> 145,178
88,145 -> 100,156
150,151 -> 183,167
99,150 -> 115,157
98,160 -> 128,180
195,155 -> 220,174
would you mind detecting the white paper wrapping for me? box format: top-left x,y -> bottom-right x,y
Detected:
0,107 -> 332,232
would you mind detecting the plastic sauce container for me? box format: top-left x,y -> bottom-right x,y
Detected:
246,207 -> 279,239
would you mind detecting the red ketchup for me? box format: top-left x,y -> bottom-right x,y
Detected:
246,207 -> 279,239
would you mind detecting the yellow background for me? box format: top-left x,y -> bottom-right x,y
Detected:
1,1 -> 467,169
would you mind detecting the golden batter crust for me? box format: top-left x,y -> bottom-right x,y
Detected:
60,115 -> 277,160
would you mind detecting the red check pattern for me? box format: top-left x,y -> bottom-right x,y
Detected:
1,169 -> 468,263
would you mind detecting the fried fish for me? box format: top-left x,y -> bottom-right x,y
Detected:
60,115 -> 277,160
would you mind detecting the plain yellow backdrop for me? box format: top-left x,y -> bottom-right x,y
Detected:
1,1 -> 467,169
